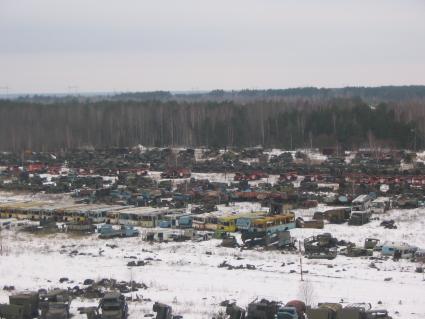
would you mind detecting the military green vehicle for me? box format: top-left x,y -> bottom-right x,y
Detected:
78,306 -> 100,319
340,244 -> 373,257
99,292 -> 128,319
9,292 -> 39,319
0,304 -> 25,319
78,292 -> 128,319
39,290 -> 72,319
225,303 -> 246,319
364,238 -> 380,250
246,299 -> 279,319
336,305 -> 392,319
304,233 -> 338,254
306,303 -> 342,319
152,302 -> 172,319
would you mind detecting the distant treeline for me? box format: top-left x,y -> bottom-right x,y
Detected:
1,90 -> 424,152
111,85 -> 425,103
10,85 -> 425,104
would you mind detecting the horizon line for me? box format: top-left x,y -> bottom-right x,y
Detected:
1,84 -> 425,97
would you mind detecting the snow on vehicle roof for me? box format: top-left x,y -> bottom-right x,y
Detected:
372,197 -> 390,203
352,194 -> 371,203
116,206 -> 168,216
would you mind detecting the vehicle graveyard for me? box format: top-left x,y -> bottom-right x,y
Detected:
1,148 -> 425,318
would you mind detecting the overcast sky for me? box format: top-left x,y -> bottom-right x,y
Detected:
0,0 -> 424,94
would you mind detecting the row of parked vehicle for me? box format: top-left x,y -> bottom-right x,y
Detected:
0,189 -> 402,238
301,232 -> 425,261
221,299 -> 392,319
0,290 -> 128,319
0,289 -> 395,319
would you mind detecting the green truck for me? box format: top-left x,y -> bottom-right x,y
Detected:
0,292 -> 39,319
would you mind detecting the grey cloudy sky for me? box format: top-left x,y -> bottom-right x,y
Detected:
0,0 -> 424,94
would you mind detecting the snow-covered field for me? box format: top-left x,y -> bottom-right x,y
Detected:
1,203 -> 424,318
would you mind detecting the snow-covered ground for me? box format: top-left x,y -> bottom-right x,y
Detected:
1,202 -> 424,318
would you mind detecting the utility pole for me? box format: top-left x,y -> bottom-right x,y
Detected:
299,240 -> 304,281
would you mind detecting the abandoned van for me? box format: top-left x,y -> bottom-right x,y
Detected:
381,241 -> 417,258
349,195 -> 373,225
370,197 -> 391,214
351,194 -> 372,213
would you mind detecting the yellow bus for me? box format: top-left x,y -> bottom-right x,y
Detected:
216,215 -> 239,232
